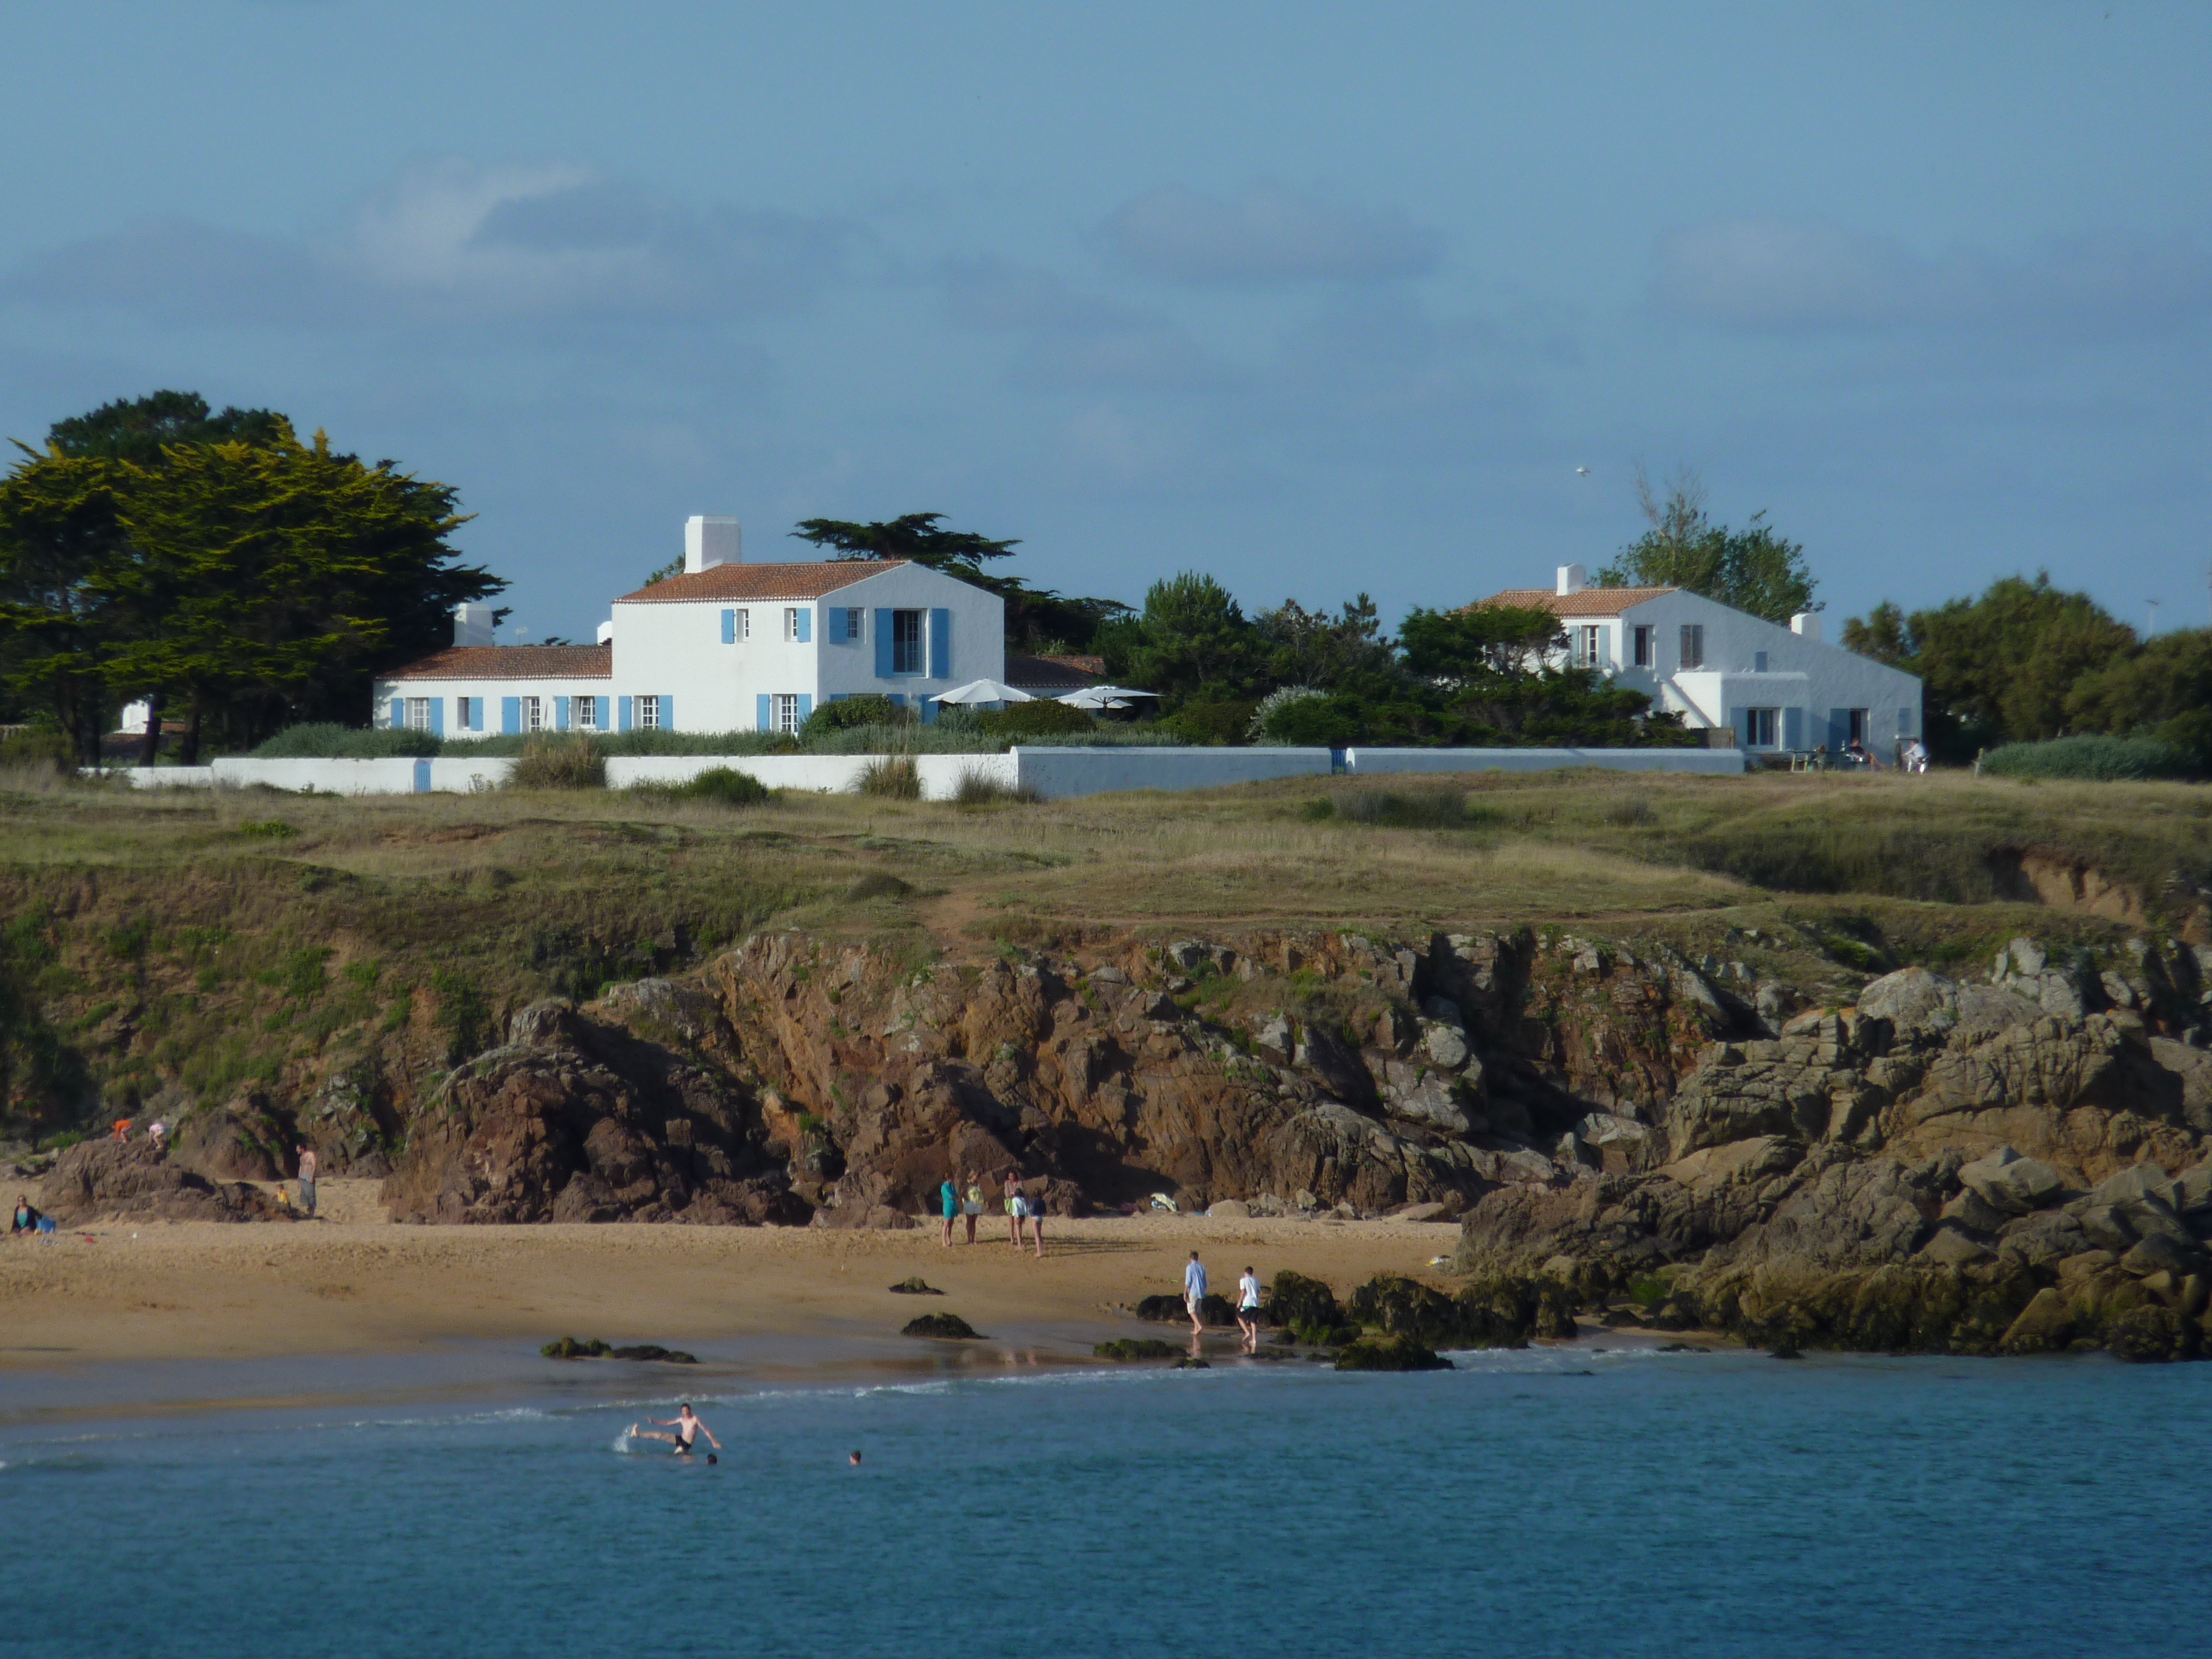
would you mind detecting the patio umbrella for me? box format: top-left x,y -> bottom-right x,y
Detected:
931,679 -> 1036,705
1056,685 -> 1159,709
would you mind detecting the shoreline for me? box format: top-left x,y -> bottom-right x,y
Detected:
0,1184 -> 1476,1406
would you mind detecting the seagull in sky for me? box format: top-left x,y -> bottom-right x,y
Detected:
1575,466 -> 1590,476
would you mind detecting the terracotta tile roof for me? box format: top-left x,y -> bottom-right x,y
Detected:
612,560 -> 904,605
381,644 -> 612,682
1470,586 -> 1678,618
1005,652 -> 1107,691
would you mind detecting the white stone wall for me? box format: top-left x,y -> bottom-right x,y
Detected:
1345,747 -> 1745,776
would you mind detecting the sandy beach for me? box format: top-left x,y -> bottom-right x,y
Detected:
0,1181 -> 1465,1383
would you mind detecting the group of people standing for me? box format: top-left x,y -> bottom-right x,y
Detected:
940,1169 -> 1045,1258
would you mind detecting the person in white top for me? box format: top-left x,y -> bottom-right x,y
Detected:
1235,1267 -> 1262,1351
1184,1252 -> 1208,1335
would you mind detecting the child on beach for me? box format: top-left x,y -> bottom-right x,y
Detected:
963,1179 -> 984,1244
940,1175 -> 960,1247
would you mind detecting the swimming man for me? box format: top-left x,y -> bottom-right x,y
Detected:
630,1404 -> 722,1458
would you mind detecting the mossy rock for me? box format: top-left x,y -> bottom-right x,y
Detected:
1094,1338 -> 1179,1361
1290,1319 -> 1363,1347
1262,1269 -> 1341,1331
541,1336 -> 611,1359
888,1276 -> 944,1295
2109,1303 -> 2196,1364
1333,1333 -> 1452,1372
903,1312 -> 982,1340
608,1344 -> 697,1364
1134,1292 -> 1235,1325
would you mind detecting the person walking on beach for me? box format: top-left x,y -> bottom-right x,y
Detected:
940,1174 -> 960,1247
630,1404 -> 721,1458
295,1144 -> 318,1219
1025,1191 -> 1047,1260
1236,1266 -> 1262,1351
1004,1169 -> 1026,1248
1184,1251 -> 1208,1335
964,1177 -> 984,1244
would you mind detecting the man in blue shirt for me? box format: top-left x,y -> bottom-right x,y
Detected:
1184,1251 -> 1208,1335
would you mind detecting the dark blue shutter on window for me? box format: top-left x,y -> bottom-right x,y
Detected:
429,698 -> 444,737
929,608 -> 950,678
874,611 -> 894,677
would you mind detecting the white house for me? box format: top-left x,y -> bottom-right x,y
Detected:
373,515 -> 1005,737
1475,565 -> 1923,757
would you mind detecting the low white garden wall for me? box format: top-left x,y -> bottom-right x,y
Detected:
99,757 -> 515,793
1010,746 -> 1335,798
607,752 -> 1021,802
1344,746 -> 1745,776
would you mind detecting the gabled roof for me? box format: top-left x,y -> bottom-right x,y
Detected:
381,644 -> 612,682
1471,586 -> 1678,618
1005,652 -> 1106,691
612,560 -> 909,605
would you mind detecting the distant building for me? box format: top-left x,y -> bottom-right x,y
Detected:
1005,653 -> 1106,697
372,515 -> 1004,737
1473,565 -> 1923,757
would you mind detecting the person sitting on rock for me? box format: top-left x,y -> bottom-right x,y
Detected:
10,1195 -> 39,1236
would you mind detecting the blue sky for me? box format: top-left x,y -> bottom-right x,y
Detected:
2,1 -> 2207,644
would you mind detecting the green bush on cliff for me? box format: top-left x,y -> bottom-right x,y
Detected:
1980,735 -> 2193,782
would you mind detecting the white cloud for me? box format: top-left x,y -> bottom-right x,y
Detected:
1652,216 -> 2212,336
1101,181 -> 1443,285
3,160 -> 856,326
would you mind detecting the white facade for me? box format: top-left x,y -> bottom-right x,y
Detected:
371,518 -> 1005,737
1487,568 -> 1923,756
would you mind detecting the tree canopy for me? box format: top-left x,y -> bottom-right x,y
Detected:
0,396 -> 500,762
1597,468 -> 1818,624
791,512 -> 1019,576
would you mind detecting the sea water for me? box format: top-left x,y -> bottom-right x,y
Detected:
4,1343 -> 2208,1658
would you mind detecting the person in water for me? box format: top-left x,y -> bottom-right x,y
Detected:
630,1404 -> 721,1458
1236,1266 -> 1262,1351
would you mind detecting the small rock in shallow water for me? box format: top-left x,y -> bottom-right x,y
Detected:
902,1313 -> 982,1339
887,1277 -> 944,1295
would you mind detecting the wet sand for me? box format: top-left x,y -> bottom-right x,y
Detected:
0,1181 -> 1464,1398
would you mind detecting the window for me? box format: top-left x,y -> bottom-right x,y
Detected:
773,693 -> 800,734
454,696 -> 474,731
842,607 -> 865,642
1847,708 -> 1868,745
1680,625 -> 1704,670
404,697 -> 432,731
783,607 -> 804,642
1744,708 -> 1778,748
723,608 -> 749,643
1577,626 -> 1603,668
637,695 -> 661,731
891,608 -> 925,674
1632,625 -> 1652,668
1754,651 -> 1769,674
524,697 -> 543,732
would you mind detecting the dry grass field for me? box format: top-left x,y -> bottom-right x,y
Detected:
4,761 -> 2211,1142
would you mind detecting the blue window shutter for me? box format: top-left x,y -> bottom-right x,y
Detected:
721,609 -> 736,645
1734,708 -> 1752,747
887,693 -> 905,710
930,608 -> 951,678
1784,706 -> 1803,749
1829,709 -> 1847,751
501,696 -> 520,735
828,608 -> 846,643
757,693 -> 773,732
429,698 -> 444,737
661,695 -> 673,731
412,759 -> 431,794
796,608 -> 811,644
389,697 -> 403,729
874,611 -> 894,677
919,695 -> 936,726
618,695 -> 633,732
555,696 -> 570,732
794,694 -> 811,726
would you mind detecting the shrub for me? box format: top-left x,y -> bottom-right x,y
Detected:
856,756 -> 920,798
1335,788 -> 1470,828
981,699 -> 1096,738
252,723 -> 439,759
1251,685 -> 1360,746
1980,735 -> 2193,782
507,737 -> 605,789
952,768 -> 1039,806
845,871 -> 914,901
672,766 -> 769,806
0,725 -> 74,773
1160,700 -> 1257,746
802,695 -> 912,740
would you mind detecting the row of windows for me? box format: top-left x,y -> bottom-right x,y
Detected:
718,606 -> 928,673
1576,623 -> 1706,671
398,695 -> 660,734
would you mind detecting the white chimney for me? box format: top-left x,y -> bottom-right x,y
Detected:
453,603 -> 497,648
683,515 -> 742,574
1790,612 -> 1822,643
1556,563 -> 1586,595
595,619 -> 614,645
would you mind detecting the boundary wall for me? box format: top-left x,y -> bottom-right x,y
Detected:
1345,747 -> 1744,777
95,744 -> 1741,798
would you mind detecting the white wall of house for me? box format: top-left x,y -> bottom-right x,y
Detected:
1547,587 -> 1921,754
607,562 -> 1004,734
